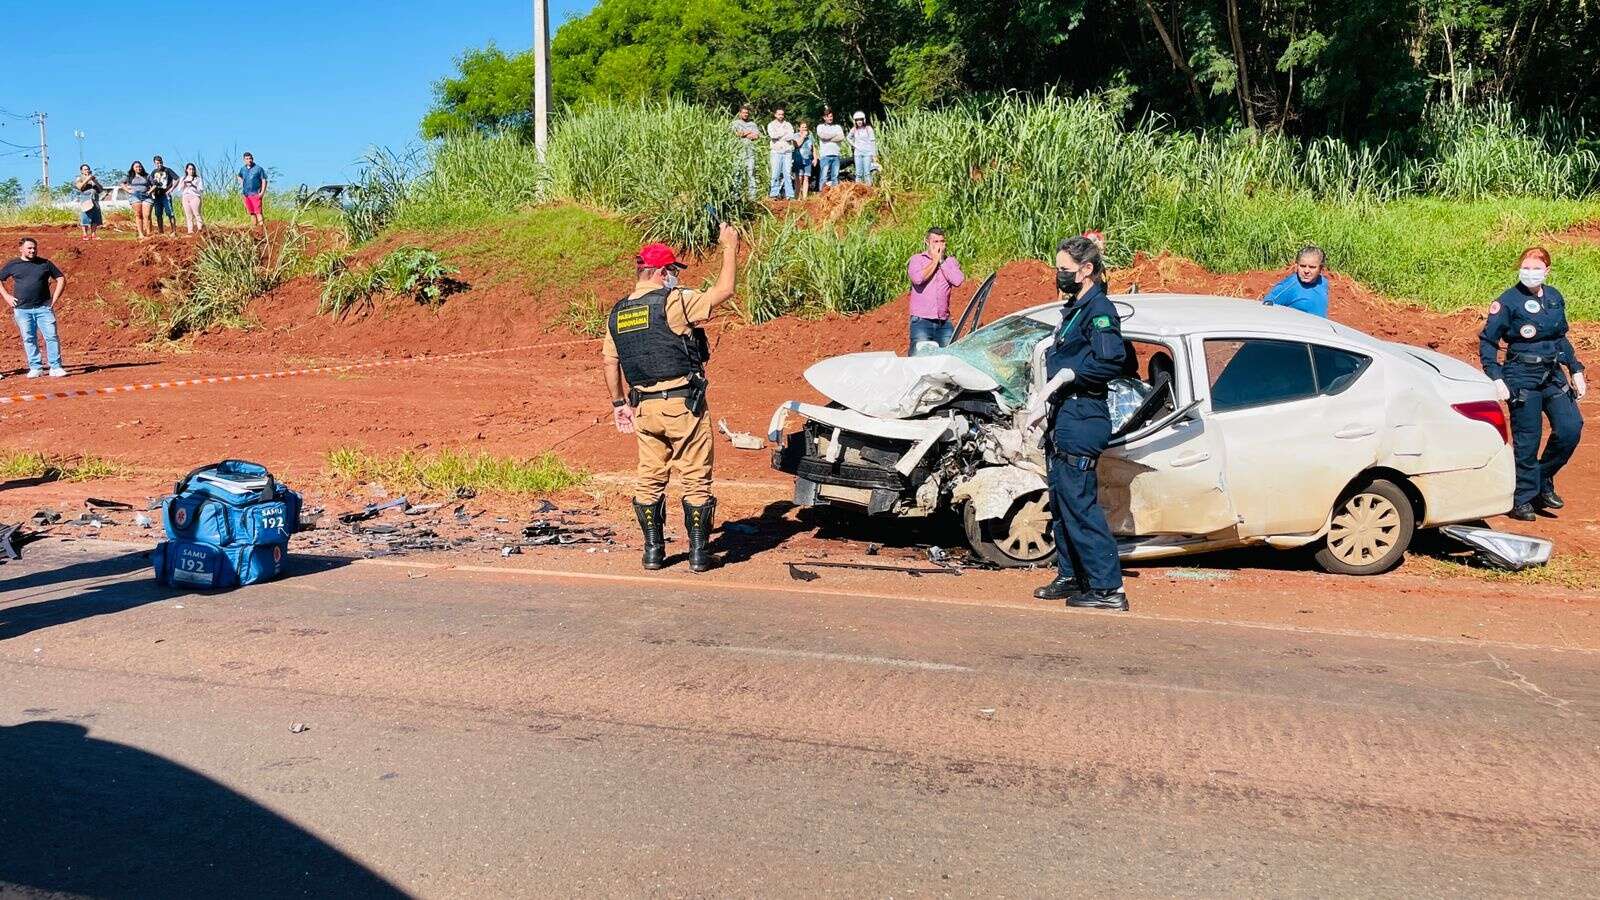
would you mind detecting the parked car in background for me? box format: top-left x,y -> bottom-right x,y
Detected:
52,185 -> 133,212
771,293 -> 1514,575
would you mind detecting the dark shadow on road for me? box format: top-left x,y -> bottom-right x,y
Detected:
74,360 -> 162,376
0,475 -> 61,491
0,720 -> 409,898
1,548 -> 360,641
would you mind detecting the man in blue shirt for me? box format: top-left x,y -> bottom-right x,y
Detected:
235,152 -> 269,229
1262,245 -> 1329,317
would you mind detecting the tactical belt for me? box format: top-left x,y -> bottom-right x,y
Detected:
631,385 -> 696,404
1050,451 -> 1098,470
1508,351 -> 1559,365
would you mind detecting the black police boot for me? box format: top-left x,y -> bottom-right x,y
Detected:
1033,576 -> 1082,601
1508,503 -> 1538,522
1536,488 -> 1565,510
683,497 -> 717,573
633,499 -> 666,570
1067,589 -> 1130,612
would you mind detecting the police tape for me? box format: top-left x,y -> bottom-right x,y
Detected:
0,338 -> 599,407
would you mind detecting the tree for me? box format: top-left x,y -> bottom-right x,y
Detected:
0,177 -> 22,207
420,0 -> 1600,142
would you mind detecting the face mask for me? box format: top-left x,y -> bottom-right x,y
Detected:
663,273 -> 679,291
1519,267 -> 1547,289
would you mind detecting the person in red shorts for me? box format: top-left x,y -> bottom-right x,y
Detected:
235,152 -> 269,229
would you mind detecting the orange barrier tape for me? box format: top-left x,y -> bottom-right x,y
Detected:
0,338 -> 599,406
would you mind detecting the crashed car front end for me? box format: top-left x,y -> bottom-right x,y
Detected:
769,318 -> 1056,522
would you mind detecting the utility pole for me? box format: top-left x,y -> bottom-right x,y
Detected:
533,0 -> 551,160
73,130 -> 86,164
36,112 -> 49,196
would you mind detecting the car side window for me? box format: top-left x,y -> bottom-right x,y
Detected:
1205,339 -> 1317,412
1311,344 -> 1370,395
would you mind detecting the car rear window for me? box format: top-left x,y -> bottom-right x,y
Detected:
1311,345 -> 1370,395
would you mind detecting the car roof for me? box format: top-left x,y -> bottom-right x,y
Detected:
1013,291 -> 1399,346
1018,292 -> 1342,336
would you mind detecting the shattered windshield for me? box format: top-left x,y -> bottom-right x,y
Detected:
929,314 -> 1054,407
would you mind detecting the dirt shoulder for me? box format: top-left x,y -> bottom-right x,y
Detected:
0,224 -> 1596,612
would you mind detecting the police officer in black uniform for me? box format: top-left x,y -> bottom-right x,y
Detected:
1027,235 -> 1129,610
1480,246 -> 1586,521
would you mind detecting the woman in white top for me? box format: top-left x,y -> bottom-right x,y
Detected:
178,163 -> 205,234
850,111 -> 878,186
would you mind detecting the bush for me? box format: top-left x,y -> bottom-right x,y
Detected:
318,247 -> 461,317
325,447 -> 588,496
154,227 -> 305,337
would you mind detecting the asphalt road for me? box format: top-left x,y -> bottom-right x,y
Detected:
2,540 -> 1597,897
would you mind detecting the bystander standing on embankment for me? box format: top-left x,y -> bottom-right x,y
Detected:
0,237 -> 68,379
237,152 -> 269,229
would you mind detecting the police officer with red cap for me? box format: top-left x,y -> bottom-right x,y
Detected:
604,225 -> 740,571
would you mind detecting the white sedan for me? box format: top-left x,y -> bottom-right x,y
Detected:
770,293 -> 1514,575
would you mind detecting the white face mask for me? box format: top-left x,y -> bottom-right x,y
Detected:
1519,267 -> 1547,289
663,272 -> 679,291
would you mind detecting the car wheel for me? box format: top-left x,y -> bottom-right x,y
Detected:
962,490 -> 1056,568
1314,478 -> 1415,575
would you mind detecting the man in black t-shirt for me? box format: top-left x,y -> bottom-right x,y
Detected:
150,155 -> 179,235
0,237 -> 68,378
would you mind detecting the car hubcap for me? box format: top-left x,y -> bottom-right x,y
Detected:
998,492 -> 1055,561
1327,492 -> 1401,566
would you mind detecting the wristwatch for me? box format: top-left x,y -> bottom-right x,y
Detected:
612,399 -> 627,408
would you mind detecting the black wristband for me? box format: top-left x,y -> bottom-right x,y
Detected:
612,398 -> 627,408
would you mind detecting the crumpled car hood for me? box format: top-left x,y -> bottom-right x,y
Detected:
804,352 -> 1001,419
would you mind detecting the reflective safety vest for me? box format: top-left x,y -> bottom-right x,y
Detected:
608,288 -> 709,388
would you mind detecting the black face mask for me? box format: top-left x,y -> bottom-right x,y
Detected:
1056,269 -> 1081,297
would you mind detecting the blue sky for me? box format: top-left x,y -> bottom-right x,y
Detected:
1,0 -> 594,192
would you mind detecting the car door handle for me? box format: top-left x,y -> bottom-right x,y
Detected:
1334,426 -> 1376,439
1171,451 -> 1211,467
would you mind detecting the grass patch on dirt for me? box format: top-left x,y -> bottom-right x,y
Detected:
554,290 -> 608,336
1411,550 -> 1599,590
0,451 -> 132,482
451,203 -> 638,293
324,447 -> 588,496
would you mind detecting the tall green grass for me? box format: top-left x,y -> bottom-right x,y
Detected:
149,227 -> 307,337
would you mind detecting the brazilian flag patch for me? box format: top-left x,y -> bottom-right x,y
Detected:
1092,315 -> 1112,328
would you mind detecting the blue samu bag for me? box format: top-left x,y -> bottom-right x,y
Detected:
153,460 -> 302,589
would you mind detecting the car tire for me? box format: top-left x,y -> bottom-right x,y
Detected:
1313,477 -> 1415,576
962,490 -> 1056,569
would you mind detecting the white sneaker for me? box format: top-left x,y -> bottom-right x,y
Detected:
48,367 -> 68,378
25,369 -> 42,378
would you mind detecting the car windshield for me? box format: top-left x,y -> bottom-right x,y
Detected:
928,314 -> 1055,407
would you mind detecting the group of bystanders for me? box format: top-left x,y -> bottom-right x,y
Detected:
72,152 -> 270,241
732,105 -> 877,200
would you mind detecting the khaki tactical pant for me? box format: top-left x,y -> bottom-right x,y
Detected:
634,397 -> 714,505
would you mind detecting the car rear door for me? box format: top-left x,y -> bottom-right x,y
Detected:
1099,337 -> 1239,538
1198,335 -> 1384,537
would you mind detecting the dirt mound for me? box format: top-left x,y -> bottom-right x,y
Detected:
1549,220 -> 1600,246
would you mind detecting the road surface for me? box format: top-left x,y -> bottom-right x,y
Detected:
2,539 -> 1597,897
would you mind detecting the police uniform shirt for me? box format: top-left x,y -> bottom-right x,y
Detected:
1479,283 -> 1584,382
603,288 -> 713,393
1046,283 -> 1126,391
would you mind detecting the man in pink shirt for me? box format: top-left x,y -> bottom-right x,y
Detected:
906,227 -> 966,354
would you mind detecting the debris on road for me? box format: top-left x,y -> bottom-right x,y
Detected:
1166,568 -> 1233,582
718,418 -> 766,450
30,509 -> 61,526
404,503 -> 443,517
85,497 -> 134,510
786,560 -> 960,577
290,722 -> 309,734
338,497 -> 410,524
1439,525 -> 1553,571
134,513 -> 153,529
787,563 -> 820,582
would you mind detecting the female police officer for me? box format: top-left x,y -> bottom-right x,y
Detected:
1026,235 -> 1128,610
1480,246 -> 1587,521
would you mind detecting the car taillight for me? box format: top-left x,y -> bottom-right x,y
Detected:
1452,401 -> 1510,444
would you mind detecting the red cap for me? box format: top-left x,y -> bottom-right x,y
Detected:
637,243 -> 686,270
